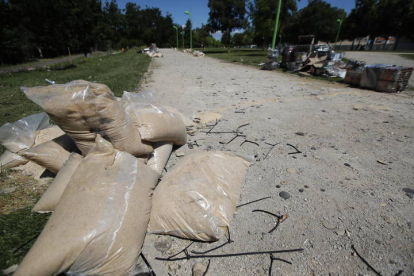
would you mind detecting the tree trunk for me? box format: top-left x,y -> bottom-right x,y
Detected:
351,39 -> 355,51
393,37 -> 400,51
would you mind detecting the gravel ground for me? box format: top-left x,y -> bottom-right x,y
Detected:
343,51 -> 414,89
140,49 -> 414,276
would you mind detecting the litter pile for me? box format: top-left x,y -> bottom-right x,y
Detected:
263,44 -> 413,93
183,49 -> 205,57
0,80 -> 251,276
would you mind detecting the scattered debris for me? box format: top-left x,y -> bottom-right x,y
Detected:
322,220 -> 336,230
286,168 -> 296,174
351,244 -> 382,276
279,191 -> 291,200
237,196 -> 272,208
287,143 -> 302,155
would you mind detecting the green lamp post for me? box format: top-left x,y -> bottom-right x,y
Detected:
185,9 -> 192,49
181,31 -> 185,48
334,19 -> 343,49
173,26 -> 179,48
271,0 -> 282,49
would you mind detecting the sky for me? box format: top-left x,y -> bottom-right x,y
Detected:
116,0 -> 356,39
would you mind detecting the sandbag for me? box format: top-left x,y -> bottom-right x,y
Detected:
161,105 -> 195,127
0,112 -> 50,153
14,136 -> 159,276
0,150 -> 28,169
34,125 -> 65,146
20,134 -> 77,174
147,142 -> 173,174
148,151 -> 250,241
22,80 -> 153,156
123,91 -> 187,145
32,153 -> 83,213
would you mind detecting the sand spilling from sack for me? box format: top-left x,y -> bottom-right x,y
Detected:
194,112 -> 222,125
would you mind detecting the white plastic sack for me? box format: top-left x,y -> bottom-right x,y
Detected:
21,80 -> 153,156
32,152 -> 83,213
148,151 -> 250,241
123,91 -> 187,145
0,112 -> 50,153
14,135 -> 159,276
0,150 -> 29,169
147,142 -> 173,175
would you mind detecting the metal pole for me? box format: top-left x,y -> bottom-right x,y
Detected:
181,32 -> 184,48
173,26 -> 178,48
190,9 -> 192,49
271,0 -> 282,49
334,19 -> 342,49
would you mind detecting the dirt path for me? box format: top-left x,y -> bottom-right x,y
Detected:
0,54 -> 84,74
344,51 -> 414,88
141,49 -> 414,276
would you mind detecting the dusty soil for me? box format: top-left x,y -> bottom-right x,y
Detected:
343,51 -> 414,89
140,49 -> 414,276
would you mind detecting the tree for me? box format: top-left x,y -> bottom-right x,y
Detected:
284,0 -> 346,43
208,0 -> 247,47
249,0 -> 298,48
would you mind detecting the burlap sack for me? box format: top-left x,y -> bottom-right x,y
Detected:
22,80 -> 153,156
147,142 -> 173,174
0,150 -> 28,169
14,136 -> 159,276
32,153 -> 83,213
20,134 -> 77,174
148,151 -> 250,241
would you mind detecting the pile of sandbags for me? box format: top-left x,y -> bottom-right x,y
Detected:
1,80 -> 250,276
192,50 -> 205,57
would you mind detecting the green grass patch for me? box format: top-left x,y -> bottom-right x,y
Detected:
399,54 -> 414,60
0,207 -> 50,270
0,49 -> 151,135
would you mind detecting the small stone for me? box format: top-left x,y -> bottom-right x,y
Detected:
299,189 -> 304,193
321,110 -> 326,112
313,155 -> 322,159
280,181 -> 287,185
279,191 -> 291,199
0,187 -> 17,194
23,171 -> 33,176
322,220 -> 336,230
379,203 -> 387,207
286,168 -> 296,174
192,262 -> 208,276
335,228 -> 345,236
276,185 -> 281,188
304,185 -> 309,188
295,132 -> 305,136
311,147 -> 317,150
344,163 -> 351,167
320,189 -> 326,192
377,159 -> 387,165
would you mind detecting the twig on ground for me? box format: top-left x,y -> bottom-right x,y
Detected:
351,244 -> 382,276
237,196 -> 272,208
11,233 -> 40,254
202,260 -> 211,276
264,142 -> 281,160
252,210 -> 287,233
235,111 -> 245,114
206,120 -> 220,135
287,143 -> 302,155
269,254 -> 292,276
220,134 -> 246,145
236,123 -> 250,131
240,140 -> 260,147
140,253 -> 157,276
155,248 -> 304,261
192,227 -> 233,254
165,242 -> 195,260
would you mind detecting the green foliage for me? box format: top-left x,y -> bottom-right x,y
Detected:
0,0 -> 176,65
0,208 -> 50,269
208,0 -> 248,36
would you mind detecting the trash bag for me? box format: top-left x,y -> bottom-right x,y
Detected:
123,91 -> 187,145
21,80 -> 153,156
14,135 -> 160,276
148,151 -> 250,241
0,112 -> 50,153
